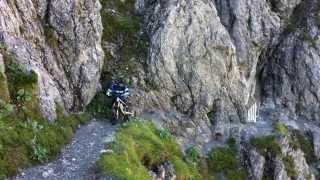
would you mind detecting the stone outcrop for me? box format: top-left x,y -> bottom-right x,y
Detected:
0,0 -> 104,120
243,136 -> 315,180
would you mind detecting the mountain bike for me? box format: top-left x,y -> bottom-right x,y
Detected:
111,97 -> 134,125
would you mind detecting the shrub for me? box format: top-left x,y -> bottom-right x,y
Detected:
250,136 -> 281,156
96,120 -> 200,179
208,147 -> 237,172
208,142 -> 247,180
274,122 -> 289,136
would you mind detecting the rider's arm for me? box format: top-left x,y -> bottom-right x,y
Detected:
106,88 -> 112,96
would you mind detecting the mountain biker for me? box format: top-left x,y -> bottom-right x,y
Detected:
106,80 -> 130,103
106,81 -> 132,124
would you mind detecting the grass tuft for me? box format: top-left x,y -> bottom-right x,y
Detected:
96,119 -> 200,179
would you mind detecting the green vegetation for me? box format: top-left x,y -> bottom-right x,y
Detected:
208,147 -> 237,173
185,146 -> 201,164
282,155 -> 296,178
291,130 -> 316,164
0,49 -> 91,178
86,92 -> 113,119
274,122 -> 289,136
208,138 -> 247,180
0,110 -> 90,178
100,0 -> 148,86
96,119 -> 200,180
250,136 -> 281,156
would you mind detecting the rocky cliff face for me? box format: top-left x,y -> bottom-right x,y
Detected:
0,0 -> 103,121
130,0 -> 320,138
261,0 -> 320,122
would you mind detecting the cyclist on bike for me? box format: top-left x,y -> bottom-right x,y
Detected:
106,81 -> 130,103
106,80 -> 133,124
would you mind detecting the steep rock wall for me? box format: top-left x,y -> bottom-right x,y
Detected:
0,0 -> 104,120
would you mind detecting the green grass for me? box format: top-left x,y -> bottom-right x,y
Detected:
0,49 -> 91,178
274,122 -> 289,136
96,119 -> 200,180
0,111 -> 90,178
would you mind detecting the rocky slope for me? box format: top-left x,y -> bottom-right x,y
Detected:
0,0 -> 104,121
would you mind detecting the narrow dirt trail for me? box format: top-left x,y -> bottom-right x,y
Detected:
13,119 -> 116,180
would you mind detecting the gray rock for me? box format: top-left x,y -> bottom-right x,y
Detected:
247,148 -> 265,180
312,130 -> 320,159
260,0 -> 320,122
131,0 -> 320,146
0,0 -> 103,120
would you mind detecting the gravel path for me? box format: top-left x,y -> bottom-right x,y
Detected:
13,119 -> 116,180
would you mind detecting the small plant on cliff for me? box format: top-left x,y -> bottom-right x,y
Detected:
274,122 -> 289,136
250,136 -> 281,156
185,146 -> 201,164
